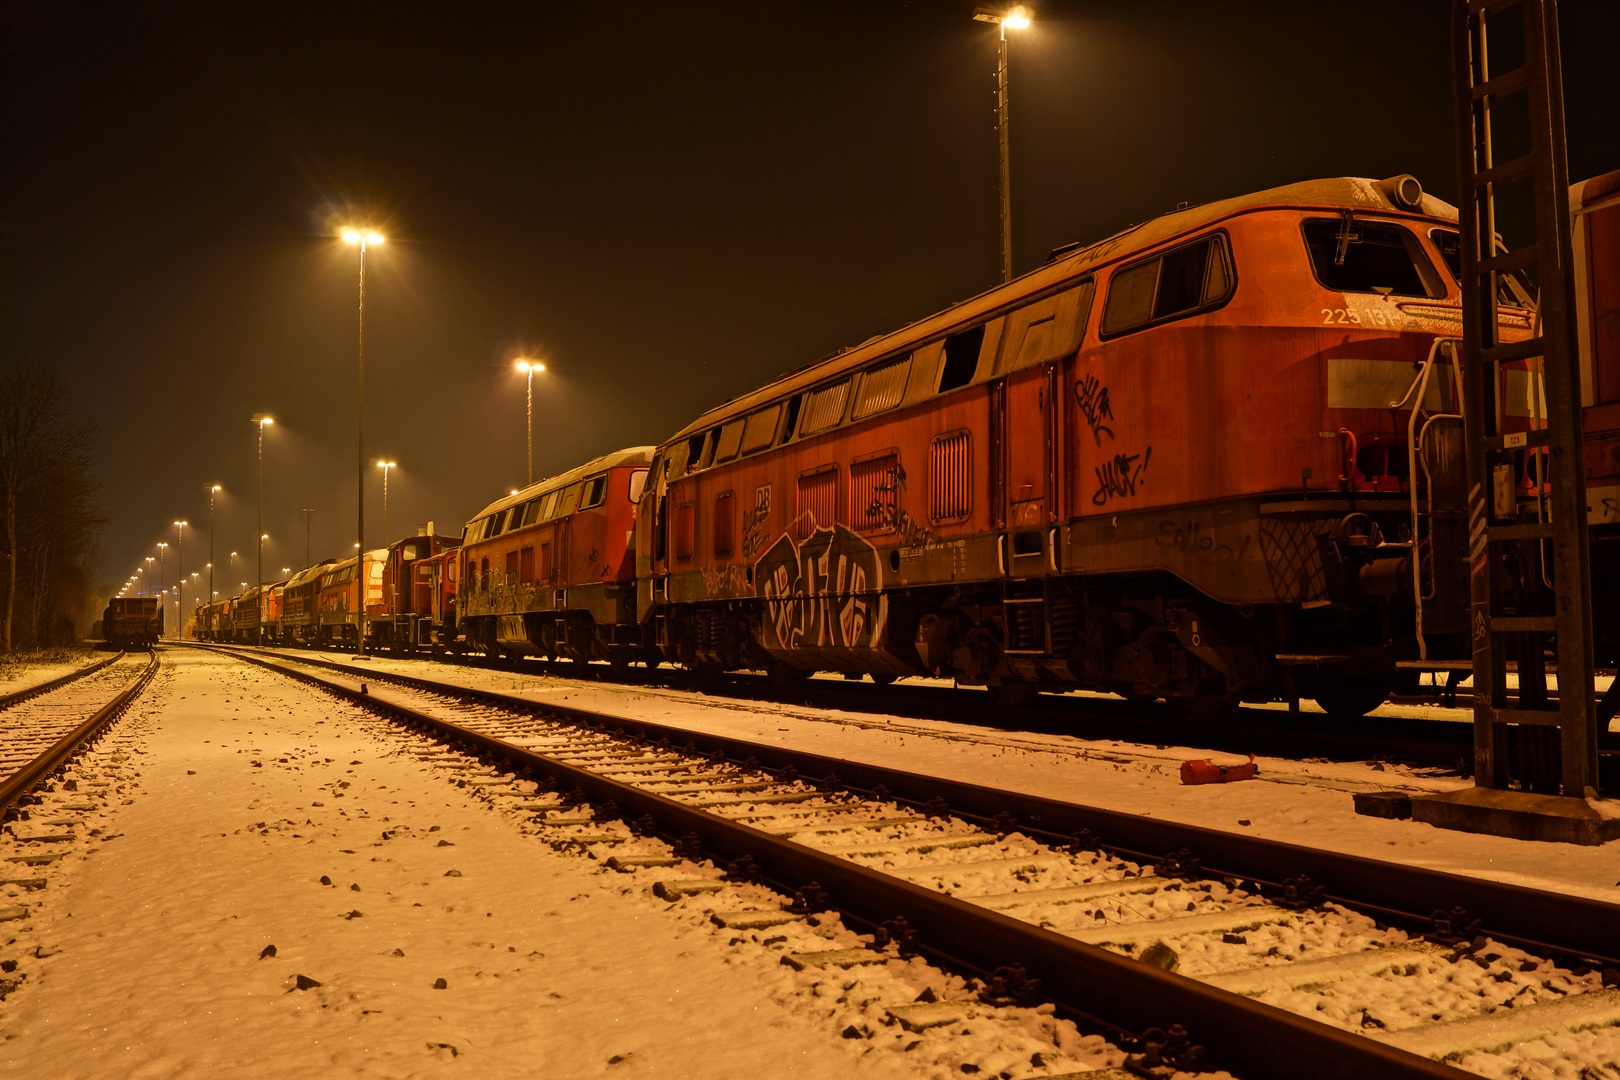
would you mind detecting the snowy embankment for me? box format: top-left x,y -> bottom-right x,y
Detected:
1,650 -> 1148,1080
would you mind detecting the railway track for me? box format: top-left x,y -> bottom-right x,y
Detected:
0,651 -> 159,817
192,640 -> 1620,1079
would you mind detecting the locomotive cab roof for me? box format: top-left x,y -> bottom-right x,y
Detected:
660,175 -> 1460,448
466,445 -> 655,524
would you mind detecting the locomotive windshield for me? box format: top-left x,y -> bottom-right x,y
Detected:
1302,218 -> 1442,298
1429,229 -> 1537,309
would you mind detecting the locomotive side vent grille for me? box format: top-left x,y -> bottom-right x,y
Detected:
796,468 -> 838,541
799,380 -> 851,437
850,454 -> 899,533
852,355 -> 912,420
929,430 -> 972,523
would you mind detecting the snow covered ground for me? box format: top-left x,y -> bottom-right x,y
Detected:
0,647 -> 104,700
269,649 -> 1620,905
1,649 -> 1147,1080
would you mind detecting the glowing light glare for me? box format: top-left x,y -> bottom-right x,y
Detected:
516,359 -> 546,373
341,228 -> 361,244
366,232 -> 384,245
1005,5 -> 1030,28
341,228 -> 385,245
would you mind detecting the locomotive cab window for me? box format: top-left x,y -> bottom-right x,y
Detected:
579,475 -> 608,510
1302,218 -> 1442,298
1101,232 -> 1234,338
778,395 -> 802,445
1429,230 -> 1536,309
628,469 -> 649,503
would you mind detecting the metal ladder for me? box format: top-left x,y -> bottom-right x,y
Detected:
1451,0 -> 1598,796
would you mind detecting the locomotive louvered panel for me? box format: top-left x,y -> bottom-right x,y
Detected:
850,454 -> 899,533
796,468 -> 837,541
852,356 -> 911,420
713,492 -> 736,555
929,430 -> 972,523
798,380 -> 850,436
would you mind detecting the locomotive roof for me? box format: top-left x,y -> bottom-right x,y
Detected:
286,562 -> 331,589
466,445 -> 655,523
662,175 -> 1461,445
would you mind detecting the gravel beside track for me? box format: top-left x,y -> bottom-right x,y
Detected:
198,642 -> 1620,1080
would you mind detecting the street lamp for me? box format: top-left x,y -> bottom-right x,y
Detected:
301,507 -> 315,569
515,359 -> 545,487
375,461 -> 397,546
156,543 -> 167,604
972,5 -> 1031,284
341,226 -> 384,659
173,521 -> 187,639
252,415 -> 273,589
207,484 -> 221,615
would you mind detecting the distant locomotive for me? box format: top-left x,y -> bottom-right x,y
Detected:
196,170 -> 1619,722
103,596 -> 162,647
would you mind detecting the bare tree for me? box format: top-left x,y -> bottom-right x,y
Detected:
0,363 -> 101,652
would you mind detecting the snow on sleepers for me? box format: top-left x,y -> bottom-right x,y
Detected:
709,909 -> 801,930
1374,988 -> 1620,1060
779,948 -> 890,971
651,878 -> 727,900
1201,941 -> 1450,995
961,875 -> 1164,912
1067,906 -> 1292,947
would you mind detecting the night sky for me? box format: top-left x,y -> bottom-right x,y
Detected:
9,1 -> 1619,614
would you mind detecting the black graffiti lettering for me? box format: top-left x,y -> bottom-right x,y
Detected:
1075,374 -> 1114,445
1156,519 -> 1251,564
863,464 -> 932,548
740,485 -> 773,558
1092,446 -> 1151,506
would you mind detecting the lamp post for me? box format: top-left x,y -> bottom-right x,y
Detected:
301,507 -> 315,569
252,415 -> 273,591
156,542 -> 167,599
972,5 -> 1031,284
515,359 -> 545,487
143,558 -> 153,595
207,484 -> 221,616
342,226 -> 384,658
173,521 -> 186,639
375,461 -> 396,545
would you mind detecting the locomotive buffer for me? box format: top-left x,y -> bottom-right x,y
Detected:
1409,0 -> 1616,843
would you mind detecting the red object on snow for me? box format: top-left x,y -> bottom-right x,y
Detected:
1180,753 -> 1257,785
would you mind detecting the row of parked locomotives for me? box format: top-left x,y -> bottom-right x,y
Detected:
632,173 -> 1619,717
194,532 -> 461,649
196,172 -> 1619,720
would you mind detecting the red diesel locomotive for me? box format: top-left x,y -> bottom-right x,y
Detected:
457,447 -> 653,665
632,174 -> 1583,716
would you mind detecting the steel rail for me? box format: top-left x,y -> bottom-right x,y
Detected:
195,641 -> 1620,966
202,642 -> 1510,1080
0,651 -> 125,711
0,650 -> 159,814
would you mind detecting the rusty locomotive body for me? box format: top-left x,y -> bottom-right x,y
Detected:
631,174 -> 1607,715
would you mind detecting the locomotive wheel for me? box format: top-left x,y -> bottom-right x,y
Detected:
1310,681 -> 1391,718
1167,693 -> 1240,723
986,681 -> 1035,709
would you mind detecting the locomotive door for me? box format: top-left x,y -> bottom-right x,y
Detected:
1001,363 -> 1056,569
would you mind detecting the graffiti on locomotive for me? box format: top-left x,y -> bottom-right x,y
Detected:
756,524 -> 889,652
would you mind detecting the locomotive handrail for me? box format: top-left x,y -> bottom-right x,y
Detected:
1408,336 -> 1463,660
